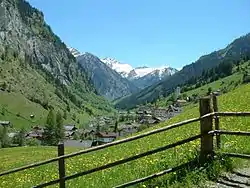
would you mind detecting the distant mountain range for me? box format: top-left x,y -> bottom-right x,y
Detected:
100,57 -> 177,86
75,52 -> 139,100
115,33 -> 250,109
68,48 -> 178,97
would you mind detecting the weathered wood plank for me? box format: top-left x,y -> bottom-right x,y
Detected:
221,152 -> 250,159
199,97 -> 214,162
216,112 -> 250,116
213,95 -> 221,149
58,143 -> 65,188
214,130 -> 250,136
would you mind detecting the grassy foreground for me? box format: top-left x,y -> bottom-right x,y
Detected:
0,84 -> 250,187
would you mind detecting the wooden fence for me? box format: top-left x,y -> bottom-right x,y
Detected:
0,95 -> 250,187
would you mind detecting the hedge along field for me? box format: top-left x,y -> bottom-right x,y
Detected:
0,84 -> 250,188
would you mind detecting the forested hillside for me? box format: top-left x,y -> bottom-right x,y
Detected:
115,33 -> 250,109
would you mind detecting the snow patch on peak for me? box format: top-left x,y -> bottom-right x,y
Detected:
67,47 -> 82,57
101,58 -> 133,77
132,67 -> 155,78
131,65 -> 171,79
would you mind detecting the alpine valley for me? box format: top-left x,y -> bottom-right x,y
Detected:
68,47 -> 178,99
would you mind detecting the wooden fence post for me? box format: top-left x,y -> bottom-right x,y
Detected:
58,143 -> 66,188
213,94 -> 221,149
199,97 -> 214,163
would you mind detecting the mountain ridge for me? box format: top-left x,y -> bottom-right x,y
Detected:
115,32 -> 250,109
75,52 -> 139,100
67,47 -> 178,91
100,57 -> 177,81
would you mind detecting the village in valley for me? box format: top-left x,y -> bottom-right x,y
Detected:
0,87 -> 187,148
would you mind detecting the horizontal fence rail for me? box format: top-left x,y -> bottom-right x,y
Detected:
114,160 -> 199,188
221,152 -> 250,159
215,112 -> 250,117
34,134 -> 202,188
214,130 -> 250,136
0,113 -> 213,178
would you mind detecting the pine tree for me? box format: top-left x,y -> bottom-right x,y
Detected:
13,128 -> 26,146
63,110 -> 67,120
46,109 -> 56,126
114,120 -> 118,133
207,87 -> 212,95
43,109 -> 57,145
0,126 -> 10,148
55,111 -> 65,143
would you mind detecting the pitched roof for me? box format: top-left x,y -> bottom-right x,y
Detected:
64,125 -> 77,131
177,99 -> 187,103
0,121 -> 10,125
96,132 -> 117,138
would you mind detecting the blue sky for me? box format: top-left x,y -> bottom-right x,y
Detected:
27,0 -> 250,69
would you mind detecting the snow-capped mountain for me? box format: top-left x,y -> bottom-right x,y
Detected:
101,57 -> 178,89
131,66 -> 178,89
68,47 -> 178,91
101,57 -> 133,77
128,66 -> 156,79
101,58 -> 177,80
67,47 -> 82,57
127,66 -> 177,80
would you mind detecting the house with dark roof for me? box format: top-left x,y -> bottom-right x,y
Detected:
64,124 -> 78,139
152,108 -> 168,118
0,121 -> 11,126
26,128 -> 44,140
64,125 -> 77,131
176,99 -> 187,107
95,132 -> 117,144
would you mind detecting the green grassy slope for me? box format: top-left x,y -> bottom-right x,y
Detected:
156,61 -> 249,107
0,84 -> 250,187
0,57 -> 114,129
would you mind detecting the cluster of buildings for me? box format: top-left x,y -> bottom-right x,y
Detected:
25,125 -> 118,146
136,104 -> 183,123
1,87 -> 185,147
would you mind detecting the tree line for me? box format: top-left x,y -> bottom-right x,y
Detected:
0,109 -> 65,148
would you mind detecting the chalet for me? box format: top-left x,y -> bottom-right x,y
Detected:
0,121 -> 11,127
26,127 -> 44,140
64,125 -> 78,139
95,132 -> 117,144
64,125 -> 77,131
118,123 -> 140,136
152,108 -> 168,117
176,99 -> 187,107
